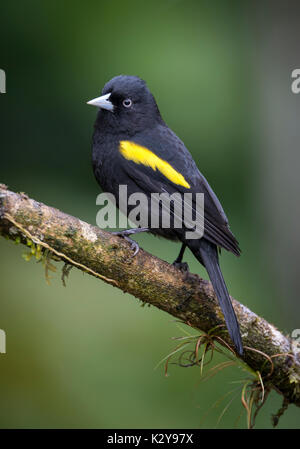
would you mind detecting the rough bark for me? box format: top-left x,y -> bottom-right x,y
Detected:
0,184 -> 299,409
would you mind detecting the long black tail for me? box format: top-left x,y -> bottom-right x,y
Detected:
189,239 -> 243,356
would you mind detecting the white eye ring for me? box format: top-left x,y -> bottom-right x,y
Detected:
123,98 -> 132,108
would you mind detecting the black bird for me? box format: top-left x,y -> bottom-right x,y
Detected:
88,75 -> 243,356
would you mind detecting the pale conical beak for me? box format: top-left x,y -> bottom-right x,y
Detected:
87,93 -> 114,111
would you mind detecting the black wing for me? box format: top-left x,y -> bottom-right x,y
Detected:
118,125 -> 241,256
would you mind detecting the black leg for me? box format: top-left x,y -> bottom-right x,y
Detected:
172,243 -> 189,273
111,227 -> 149,256
173,243 -> 186,264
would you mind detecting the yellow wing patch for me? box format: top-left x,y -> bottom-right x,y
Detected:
119,141 -> 190,189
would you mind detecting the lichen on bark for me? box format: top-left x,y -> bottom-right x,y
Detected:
0,184 -> 299,413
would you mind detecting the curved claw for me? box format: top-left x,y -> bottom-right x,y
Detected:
124,236 -> 140,256
112,231 -> 140,256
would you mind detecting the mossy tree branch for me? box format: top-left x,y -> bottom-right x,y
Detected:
0,184 -> 299,410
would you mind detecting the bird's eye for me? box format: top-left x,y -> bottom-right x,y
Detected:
122,98 -> 132,108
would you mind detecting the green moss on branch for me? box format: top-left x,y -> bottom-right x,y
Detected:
0,184 -> 299,409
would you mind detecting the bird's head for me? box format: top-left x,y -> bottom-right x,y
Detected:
87,75 -> 162,134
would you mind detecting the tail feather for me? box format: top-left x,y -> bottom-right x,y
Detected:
190,239 -> 243,356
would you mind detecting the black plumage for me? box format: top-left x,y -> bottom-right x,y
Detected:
89,75 -> 243,355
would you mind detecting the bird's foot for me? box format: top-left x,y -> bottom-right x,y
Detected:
172,261 -> 190,282
113,228 -> 149,237
172,261 -> 190,273
111,231 -> 140,256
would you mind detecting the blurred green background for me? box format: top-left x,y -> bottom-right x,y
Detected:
0,0 -> 299,429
